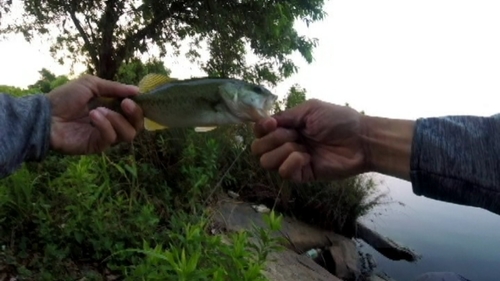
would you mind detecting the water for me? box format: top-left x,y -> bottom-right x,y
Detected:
358,174 -> 500,281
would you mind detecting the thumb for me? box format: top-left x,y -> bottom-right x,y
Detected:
273,101 -> 312,129
82,75 -> 140,98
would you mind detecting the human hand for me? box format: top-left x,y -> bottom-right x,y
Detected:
251,99 -> 369,182
47,74 -> 144,155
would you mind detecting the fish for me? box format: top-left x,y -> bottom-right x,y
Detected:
88,73 -> 278,132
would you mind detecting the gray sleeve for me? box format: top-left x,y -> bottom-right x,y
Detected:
410,113 -> 500,215
0,93 -> 52,179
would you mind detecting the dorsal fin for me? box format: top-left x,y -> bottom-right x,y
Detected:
138,73 -> 177,94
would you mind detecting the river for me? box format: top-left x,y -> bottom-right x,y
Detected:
358,174 -> 500,281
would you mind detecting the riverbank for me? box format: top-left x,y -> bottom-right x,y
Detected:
212,192 -> 420,281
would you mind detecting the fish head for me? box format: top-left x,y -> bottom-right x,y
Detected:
219,80 -> 278,121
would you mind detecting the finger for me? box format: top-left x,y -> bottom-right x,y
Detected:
273,99 -> 321,128
89,109 -> 117,152
121,98 -> 144,132
259,142 -> 308,170
279,151 -> 311,181
253,117 -> 277,138
251,128 -> 299,156
81,75 -> 140,98
96,107 -> 137,143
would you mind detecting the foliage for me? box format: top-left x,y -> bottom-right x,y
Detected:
27,68 -> 59,93
114,211 -> 283,280
273,83 -> 307,113
116,57 -> 171,85
0,149 -> 283,280
0,85 -> 40,97
0,0 -> 326,85
0,72 -> 382,278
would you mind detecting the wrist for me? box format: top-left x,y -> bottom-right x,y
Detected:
360,115 -> 415,180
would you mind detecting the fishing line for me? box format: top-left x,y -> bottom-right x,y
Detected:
204,142 -> 247,205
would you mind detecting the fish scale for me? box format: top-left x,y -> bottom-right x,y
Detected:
88,73 -> 278,133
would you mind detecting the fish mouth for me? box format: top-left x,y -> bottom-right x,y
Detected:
225,89 -> 278,122
250,95 -> 277,120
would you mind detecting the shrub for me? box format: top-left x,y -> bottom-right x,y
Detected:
0,77 -> 383,279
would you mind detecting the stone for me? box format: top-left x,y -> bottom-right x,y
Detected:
211,195 -> 345,280
263,248 -> 342,281
212,195 -> 352,253
327,235 -> 361,280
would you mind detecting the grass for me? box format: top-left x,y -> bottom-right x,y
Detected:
0,91 -> 386,280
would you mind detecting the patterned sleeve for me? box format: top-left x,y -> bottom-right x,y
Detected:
410,114 -> 500,215
0,93 -> 52,179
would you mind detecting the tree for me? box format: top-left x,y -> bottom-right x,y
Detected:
0,0 -> 326,86
28,68 -> 70,93
0,85 -> 40,97
284,84 -> 307,109
273,83 -> 308,113
116,57 -> 171,85
28,68 -> 57,93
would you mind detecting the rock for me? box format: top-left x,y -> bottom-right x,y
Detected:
326,235 -> 361,280
211,195 -> 346,280
264,248 -> 342,281
212,195 -> 352,253
355,222 -> 420,262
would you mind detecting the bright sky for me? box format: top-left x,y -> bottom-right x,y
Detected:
0,0 -> 499,120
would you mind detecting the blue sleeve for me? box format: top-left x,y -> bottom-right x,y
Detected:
410,114 -> 500,215
0,93 -> 52,179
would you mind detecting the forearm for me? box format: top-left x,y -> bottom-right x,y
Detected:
0,93 -> 52,179
362,113 -> 500,215
361,116 -> 414,181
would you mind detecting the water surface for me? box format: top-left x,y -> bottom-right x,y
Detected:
358,174 -> 500,281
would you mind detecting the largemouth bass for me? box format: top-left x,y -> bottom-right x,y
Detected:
88,73 -> 278,132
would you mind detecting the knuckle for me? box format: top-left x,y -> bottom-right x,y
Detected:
80,74 -> 95,83
308,98 -> 322,106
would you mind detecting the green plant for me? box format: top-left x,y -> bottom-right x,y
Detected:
108,210 -> 284,280
0,77 -> 382,280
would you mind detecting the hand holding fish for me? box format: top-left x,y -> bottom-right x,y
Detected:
47,75 -> 144,155
252,99 -> 414,182
251,99 -> 372,182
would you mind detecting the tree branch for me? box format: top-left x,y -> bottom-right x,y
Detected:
66,3 -> 99,69
114,8 -> 175,65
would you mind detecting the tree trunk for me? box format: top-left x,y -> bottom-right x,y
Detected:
96,55 -> 119,80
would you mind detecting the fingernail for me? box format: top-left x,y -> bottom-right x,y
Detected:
122,99 -> 135,113
91,109 -> 104,121
96,107 -> 109,116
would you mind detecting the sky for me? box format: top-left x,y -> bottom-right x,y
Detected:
0,0 -> 499,120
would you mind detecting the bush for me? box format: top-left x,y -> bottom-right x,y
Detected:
0,76 -> 383,279
0,131 -> 284,280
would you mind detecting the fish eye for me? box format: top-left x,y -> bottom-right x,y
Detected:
252,85 -> 264,94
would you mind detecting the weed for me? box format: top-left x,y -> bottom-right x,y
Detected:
0,86 -> 382,279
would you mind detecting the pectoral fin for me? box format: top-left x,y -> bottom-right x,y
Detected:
194,126 -> 217,133
144,118 -> 169,131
